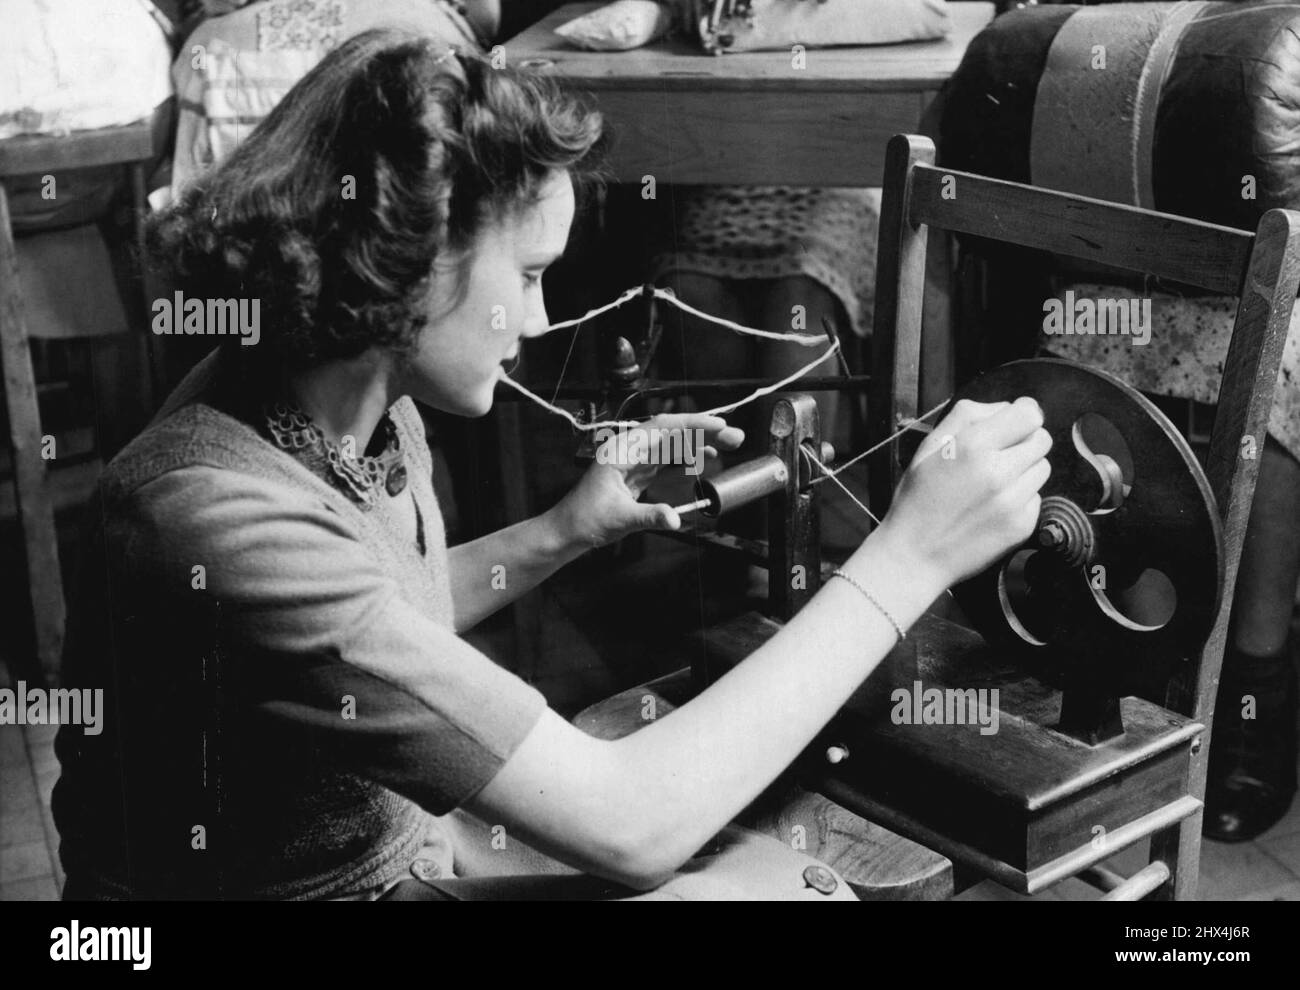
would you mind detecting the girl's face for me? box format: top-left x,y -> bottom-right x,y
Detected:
404,170 -> 575,416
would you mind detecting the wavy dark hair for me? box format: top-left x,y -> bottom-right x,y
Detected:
147,29 -> 607,369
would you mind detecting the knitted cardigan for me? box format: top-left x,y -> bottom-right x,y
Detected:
52,351 -> 544,899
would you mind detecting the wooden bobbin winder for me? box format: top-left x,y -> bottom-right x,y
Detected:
562,308 -> 1223,896
690,359 -> 1224,895
576,130 -> 1300,900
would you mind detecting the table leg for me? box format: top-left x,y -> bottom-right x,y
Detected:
0,184 -> 66,687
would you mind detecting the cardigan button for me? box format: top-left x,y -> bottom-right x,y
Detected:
411,858 -> 442,883
385,462 -> 408,497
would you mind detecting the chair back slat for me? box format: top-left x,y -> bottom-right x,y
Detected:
908,164 -> 1255,296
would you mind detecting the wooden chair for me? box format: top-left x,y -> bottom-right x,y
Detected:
858,133 -> 1300,899
0,106 -> 169,687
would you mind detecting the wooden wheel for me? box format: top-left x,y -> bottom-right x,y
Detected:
946,359 -> 1224,694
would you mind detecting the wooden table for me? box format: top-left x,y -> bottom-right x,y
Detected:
503,1 -> 995,186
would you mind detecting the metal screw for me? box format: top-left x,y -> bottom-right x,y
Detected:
1039,521 -> 1066,548
803,865 -> 839,895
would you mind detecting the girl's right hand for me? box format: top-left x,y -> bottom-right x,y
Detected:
869,396 -> 1053,591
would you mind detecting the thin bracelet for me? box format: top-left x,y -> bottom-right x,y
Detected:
830,569 -> 907,642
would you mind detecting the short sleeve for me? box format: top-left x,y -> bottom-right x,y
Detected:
118,464 -> 547,814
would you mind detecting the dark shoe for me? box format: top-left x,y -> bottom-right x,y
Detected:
1203,648 -> 1297,843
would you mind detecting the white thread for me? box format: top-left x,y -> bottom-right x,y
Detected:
801,446 -> 881,527
541,284 -> 825,345
498,339 -> 842,432
506,286 -> 976,601
550,308 -> 584,405
500,280 -> 838,431
505,283 -> 962,595
545,285 -> 644,331
810,400 -> 950,485
651,288 -> 827,345
497,372 -> 641,430
692,339 -> 841,417
804,397 -> 961,601
504,280 -> 948,480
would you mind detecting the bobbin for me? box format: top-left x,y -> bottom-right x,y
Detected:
693,455 -> 789,518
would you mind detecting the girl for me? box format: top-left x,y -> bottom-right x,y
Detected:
52,31 -> 1051,899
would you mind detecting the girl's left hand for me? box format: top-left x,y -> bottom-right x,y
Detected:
549,414 -> 745,550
